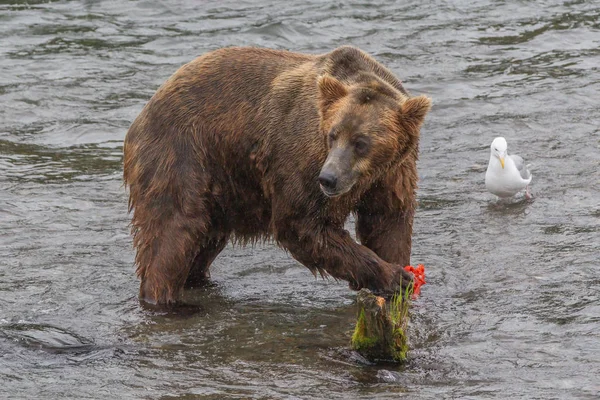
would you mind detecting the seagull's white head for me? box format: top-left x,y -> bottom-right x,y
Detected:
490,137 -> 508,169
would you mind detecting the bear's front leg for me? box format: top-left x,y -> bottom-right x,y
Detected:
355,208 -> 414,268
355,173 -> 416,268
277,225 -> 413,295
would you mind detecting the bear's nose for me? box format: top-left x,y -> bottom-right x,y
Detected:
318,172 -> 337,191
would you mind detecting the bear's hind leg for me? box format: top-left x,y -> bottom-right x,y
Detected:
184,234 -> 229,289
135,209 -> 209,305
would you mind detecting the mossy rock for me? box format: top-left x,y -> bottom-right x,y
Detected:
351,288 -> 411,363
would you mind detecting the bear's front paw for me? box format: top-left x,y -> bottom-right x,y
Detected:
348,263 -> 414,298
371,264 -> 414,298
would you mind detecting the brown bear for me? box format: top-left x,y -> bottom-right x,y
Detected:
123,46 -> 431,305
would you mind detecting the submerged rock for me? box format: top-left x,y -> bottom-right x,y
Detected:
376,369 -> 404,383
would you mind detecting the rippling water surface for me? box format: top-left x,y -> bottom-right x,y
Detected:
1,1 -> 599,398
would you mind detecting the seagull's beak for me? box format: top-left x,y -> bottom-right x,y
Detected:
499,157 -> 505,169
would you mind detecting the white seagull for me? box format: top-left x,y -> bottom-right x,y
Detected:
485,137 -> 532,199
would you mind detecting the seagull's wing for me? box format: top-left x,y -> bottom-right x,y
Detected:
509,154 -> 531,180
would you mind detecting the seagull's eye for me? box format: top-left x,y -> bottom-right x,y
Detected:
494,147 -> 498,152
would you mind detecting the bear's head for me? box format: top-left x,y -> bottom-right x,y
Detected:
316,73 -> 431,197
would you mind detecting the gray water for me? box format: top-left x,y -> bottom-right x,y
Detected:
1,0 -> 599,399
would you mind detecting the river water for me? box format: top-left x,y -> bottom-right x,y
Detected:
1,1 -> 599,399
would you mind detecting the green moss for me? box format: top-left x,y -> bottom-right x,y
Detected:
391,327 -> 409,361
351,308 -> 379,350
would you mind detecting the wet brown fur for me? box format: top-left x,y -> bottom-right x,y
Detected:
123,46 -> 431,304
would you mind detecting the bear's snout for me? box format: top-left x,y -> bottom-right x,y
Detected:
318,171 -> 338,192
319,146 -> 357,197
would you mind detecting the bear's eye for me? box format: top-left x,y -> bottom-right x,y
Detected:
328,131 -> 337,146
354,139 -> 370,156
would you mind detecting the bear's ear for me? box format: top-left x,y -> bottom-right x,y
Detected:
317,75 -> 348,115
399,95 -> 432,130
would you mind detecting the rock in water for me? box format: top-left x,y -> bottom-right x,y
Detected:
351,288 -> 410,362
